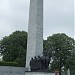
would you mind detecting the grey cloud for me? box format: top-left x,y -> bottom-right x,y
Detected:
8,0 -> 30,30
43,0 -> 74,39
0,0 -> 74,40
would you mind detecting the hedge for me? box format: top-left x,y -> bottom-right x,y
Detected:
0,61 -> 19,67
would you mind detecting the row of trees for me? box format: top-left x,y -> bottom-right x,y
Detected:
0,31 -> 75,74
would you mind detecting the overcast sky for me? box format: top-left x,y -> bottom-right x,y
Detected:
0,0 -> 74,40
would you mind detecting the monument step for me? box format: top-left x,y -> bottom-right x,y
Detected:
25,72 -> 55,75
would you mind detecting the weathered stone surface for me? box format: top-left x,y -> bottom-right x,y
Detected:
26,0 -> 43,69
0,66 -> 55,75
25,72 -> 55,75
0,66 -> 26,75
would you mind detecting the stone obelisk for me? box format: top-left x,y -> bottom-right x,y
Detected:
26,0 -> 43,69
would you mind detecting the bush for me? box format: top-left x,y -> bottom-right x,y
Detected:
0,61 -> 19,67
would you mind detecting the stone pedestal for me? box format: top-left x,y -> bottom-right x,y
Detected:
25,72 -> 55,75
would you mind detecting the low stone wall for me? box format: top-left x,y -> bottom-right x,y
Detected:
25,72 -> 55,75
0,66 -> 26,75
0,66 -> 55,75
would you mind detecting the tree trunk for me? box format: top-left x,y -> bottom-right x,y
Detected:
59,69 -> 61,75
59,61 -> 62,75
64,67 -> 67,75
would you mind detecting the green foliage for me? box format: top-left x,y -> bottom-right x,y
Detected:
0,31 -> 27,67
0,31 -> 75,72
44,33 -> 74,74
0,61 -> 18,66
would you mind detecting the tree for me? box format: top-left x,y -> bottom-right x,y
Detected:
44,33 -> 74,75
0,31 -> 27,67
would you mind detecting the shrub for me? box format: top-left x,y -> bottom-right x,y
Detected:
0,61 -> 19,67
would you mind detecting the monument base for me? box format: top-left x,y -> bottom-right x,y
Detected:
25,72 -> 55,75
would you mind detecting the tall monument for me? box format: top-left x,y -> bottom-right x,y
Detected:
26,0 -> 43,69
